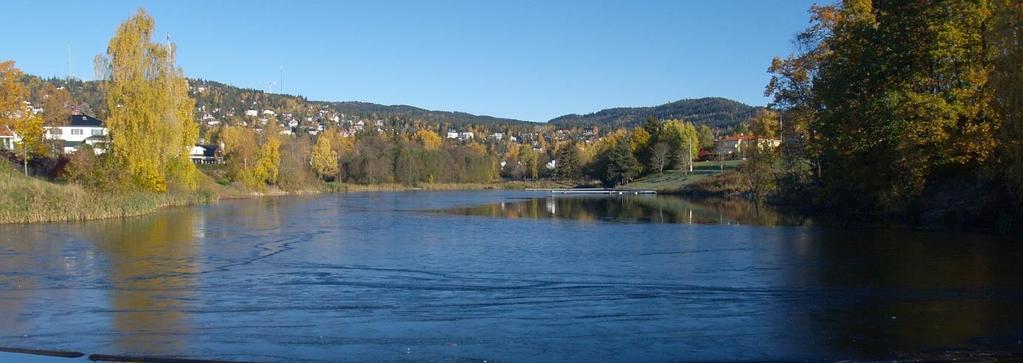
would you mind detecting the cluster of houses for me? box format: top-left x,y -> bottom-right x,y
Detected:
0,113 -> 223,164
712,134 -> 782,160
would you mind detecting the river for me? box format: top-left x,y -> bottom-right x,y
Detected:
0,191 -> 1021,362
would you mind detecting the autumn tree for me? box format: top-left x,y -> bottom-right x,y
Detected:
13,113 -> 46,175
103,9 -> 200,192
649,142 -> 670,174
311,134 -> 339,180
38,84 -> 74,153
0,61 -> 27,128
992,0 -> 1023,207
414,129 -> 443,150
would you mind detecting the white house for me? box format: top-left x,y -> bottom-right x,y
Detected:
45,115 -> 109,154
446,131 -> 459,139
189,144 -> 223,164
0,125 -> 20,151
244,109 -> 259,117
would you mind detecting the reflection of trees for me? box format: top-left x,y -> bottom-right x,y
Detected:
86,207 -> 199,354
445,196 -> 813,226
0,226 -> 49,334
785,229 -> 1023,358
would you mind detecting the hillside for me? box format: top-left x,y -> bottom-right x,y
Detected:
28,76 -> 535,128
548,97 -> 760,129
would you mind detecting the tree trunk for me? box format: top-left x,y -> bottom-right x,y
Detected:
22,154 -> 28,176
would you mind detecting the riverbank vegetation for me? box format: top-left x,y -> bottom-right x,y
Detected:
756,0 -> 1023,228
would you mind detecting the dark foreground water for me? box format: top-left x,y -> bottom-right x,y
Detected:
0,191 -> 1021,362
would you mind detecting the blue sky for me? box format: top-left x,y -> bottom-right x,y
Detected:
1,0 -> 820,122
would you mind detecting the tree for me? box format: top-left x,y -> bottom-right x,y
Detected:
661,120 -> 699,172
742,141 -> 780,208
38,84 -> 74,153
13,113 -> 46,175
767,0 -> 999,213
650,142 -> 670,174
104,9 -> 200,192
697,124 -> 715,150
0,61 -> 27,127
993,0 -> 1023,207
310,134 -> 339,180
606,139 -> 642,186
254,122 -> 281,186
414,129 -> 443,150
554,142 -> 581,180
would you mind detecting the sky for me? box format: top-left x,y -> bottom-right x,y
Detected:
1,0 -> 821,122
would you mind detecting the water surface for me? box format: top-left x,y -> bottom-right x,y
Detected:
0,192 -> 1021,362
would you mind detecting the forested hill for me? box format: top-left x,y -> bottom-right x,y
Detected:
26,76 -> 535,127
319,101 -> 533,126
548,97 -> 760,129
186,79 -> 538,126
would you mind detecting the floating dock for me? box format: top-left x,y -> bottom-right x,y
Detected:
525,188 -> 657,195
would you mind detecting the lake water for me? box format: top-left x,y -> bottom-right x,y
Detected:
0,191 -> 1021,362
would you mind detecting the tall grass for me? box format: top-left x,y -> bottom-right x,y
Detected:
0,165 -> 211,224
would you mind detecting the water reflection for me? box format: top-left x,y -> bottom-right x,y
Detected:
82,207 -> 200,354
786,228 -> 1023,358
438,195 -> 813,226
0,192 -> 1021,361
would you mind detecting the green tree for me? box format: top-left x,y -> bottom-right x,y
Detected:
554,142 -> 581,180
697,124 -> 715,150
606,139 -> 642,186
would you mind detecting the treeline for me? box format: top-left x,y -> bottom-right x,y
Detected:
757,0 -> 1023,225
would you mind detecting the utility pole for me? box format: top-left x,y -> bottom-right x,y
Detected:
66,44 -> 71,80
280,66 -> 284,95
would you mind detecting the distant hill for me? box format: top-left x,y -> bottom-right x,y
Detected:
189,79 -> 535,127
548,97 -> 760,129
27,76 -> 535,128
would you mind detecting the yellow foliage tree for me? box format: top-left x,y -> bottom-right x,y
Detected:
103,9 -> 199,192
254,123 -> 281,186
13,113 -> 46,175
414,129 -> 443,150
0,60 -> 27,128
310,134 -> 339,180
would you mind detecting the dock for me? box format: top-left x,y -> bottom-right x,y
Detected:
525,188 -> 657,195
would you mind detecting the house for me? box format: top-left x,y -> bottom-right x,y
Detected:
491,132 -> 504,141
714,134 -> 781,159
189,144 -> 223,164
244,109 -> 259,117
446,130 -> 459,139
0,125 -> 20,151
459,131 -> 474,140
46,115 -> 109,154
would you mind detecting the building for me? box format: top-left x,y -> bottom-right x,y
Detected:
189,144 -> 223,164
0,125 -> 20,151
446,130 -> 459,139
45,115 -> 109,154
714,134 -> 781,159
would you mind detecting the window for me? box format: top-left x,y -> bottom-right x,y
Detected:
71,129 -> 83,136
91,129 -> 103,136
50,128 -> 62,135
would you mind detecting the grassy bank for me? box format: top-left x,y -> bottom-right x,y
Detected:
622,160 -> 746,195
0,165 -> 213,224
1,161 -> 577,224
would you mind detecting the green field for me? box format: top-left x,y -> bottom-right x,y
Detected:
621,160 -> 744,193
